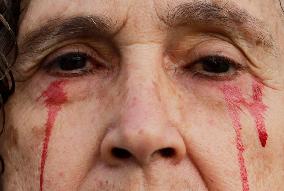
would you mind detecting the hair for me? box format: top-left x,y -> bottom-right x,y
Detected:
280,0 -> 284,14
0,0 -> 20,102
0,0 -> 20,178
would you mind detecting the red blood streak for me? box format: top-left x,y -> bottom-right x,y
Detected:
39,80 -> 67,191
222,87 -> 249,191
222,81 -> 268,191
247,83 -> 268,147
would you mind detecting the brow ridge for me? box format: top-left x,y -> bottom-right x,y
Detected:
19,16 -> 114,55
161,1 -> 274,50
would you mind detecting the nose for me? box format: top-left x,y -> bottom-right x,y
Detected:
100,78 -> 186,166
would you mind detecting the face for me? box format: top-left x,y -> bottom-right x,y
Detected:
1,0 -> 284,190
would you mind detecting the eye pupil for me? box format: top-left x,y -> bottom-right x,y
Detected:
202,56 -> 230,73
58,53 -> 87,71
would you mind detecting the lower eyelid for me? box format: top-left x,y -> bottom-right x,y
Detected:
189,66 -> 243,81
49,69 -> 93,78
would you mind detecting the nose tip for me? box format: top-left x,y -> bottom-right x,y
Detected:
100,73 -> 186,166
100,126 -> 186,166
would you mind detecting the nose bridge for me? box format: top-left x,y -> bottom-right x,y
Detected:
100,44 -> 186,166
120,80 -> 164,156
120,43 -> 166,132
121,78 -> 164,136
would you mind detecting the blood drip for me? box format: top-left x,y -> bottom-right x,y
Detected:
222,81 -> 268,191
39,80 -> 67,191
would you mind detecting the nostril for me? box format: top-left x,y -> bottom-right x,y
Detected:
111,147 -> 132,159
159,148 -> 176,158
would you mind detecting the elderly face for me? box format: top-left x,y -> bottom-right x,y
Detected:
1,0 -> 284,190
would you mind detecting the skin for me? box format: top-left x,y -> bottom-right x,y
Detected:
1,0 -> 284,190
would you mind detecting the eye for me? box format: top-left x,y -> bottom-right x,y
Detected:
43,48 -> 108,77
201,56 -> 230,73
187,55 -> 243,80
56,52 -> 88,71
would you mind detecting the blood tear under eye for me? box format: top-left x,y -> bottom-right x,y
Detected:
221,80 -> 268,191
38,80 -> 68,191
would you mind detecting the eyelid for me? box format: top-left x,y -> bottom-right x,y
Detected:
187,55 -> 245,81
188,54 -> 245,71
41,44 -> 113,78
41,44 -> 102,67
182,40 -> 248,69
166,39 -> 250,81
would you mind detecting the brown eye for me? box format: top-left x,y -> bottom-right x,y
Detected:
41,44 -> 112,77
200,56 -> 231,74
55,52 -> 88,71
187,55 -> 243,80
43,50 -> 107,77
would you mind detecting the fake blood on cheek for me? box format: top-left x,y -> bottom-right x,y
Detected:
38,80 -> 68,191
221,80 -> 268,191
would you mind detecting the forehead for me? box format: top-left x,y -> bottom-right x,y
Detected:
18,0 -> 282,51
20,0 -> 280,28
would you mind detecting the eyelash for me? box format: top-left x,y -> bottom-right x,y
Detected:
43,49 -> 108,77
183,55 -> 245,81
42,46 -> 244,82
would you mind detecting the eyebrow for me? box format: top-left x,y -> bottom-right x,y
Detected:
19,1 -> 275,57
19,16 -> 115,55
162,1 -> 275,50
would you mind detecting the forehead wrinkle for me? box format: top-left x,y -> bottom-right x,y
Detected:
157,0 -> 275,52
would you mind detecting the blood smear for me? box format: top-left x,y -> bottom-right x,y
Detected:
38,80 -> 67,191
222,81 -> 268,191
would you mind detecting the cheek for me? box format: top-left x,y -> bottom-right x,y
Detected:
39,101 -> 108,190
221,80 -> 268,147
179,82 -> 238,157
179,93 -> 241,190
37,79 -> 110,190
179,76 -> 268,190
38,80 -> 68,191
221,79 -> 268,191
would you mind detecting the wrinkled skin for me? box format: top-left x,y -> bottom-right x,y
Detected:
1,0 -> 284,190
